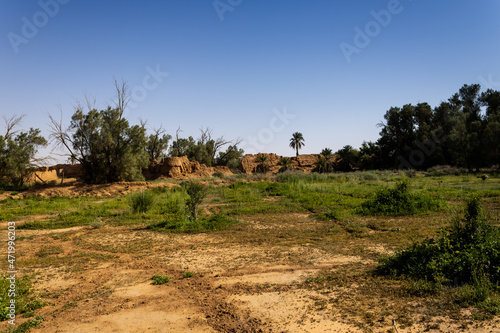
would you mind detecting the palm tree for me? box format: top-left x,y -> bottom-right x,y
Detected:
289,132 -> 305,156
321,148 -> 333,160
255,154 -> 269,173
278,157 -> 292,172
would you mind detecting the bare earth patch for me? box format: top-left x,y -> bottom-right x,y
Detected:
1,207 -> 499,332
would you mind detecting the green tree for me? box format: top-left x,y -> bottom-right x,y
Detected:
49,84 -> 149,184
320,148 -> 333,159
277,157 -> 292,172
183,181 -> 207,222
255,154 -> 270,173
146,126 -> 172,161
289,132 -> 305,156
0,115 -> 47,187
334,145 -> 359,172
216,144 -> 244,170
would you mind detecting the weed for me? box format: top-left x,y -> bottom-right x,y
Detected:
129,190 -> 155,213
182,272 -> 194,278
0,275 -> 47,322
152,274 -> 170,285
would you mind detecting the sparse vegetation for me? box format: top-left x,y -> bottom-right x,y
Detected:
151,274 -> 170,285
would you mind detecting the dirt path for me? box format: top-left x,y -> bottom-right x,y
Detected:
2,215 -> 499,332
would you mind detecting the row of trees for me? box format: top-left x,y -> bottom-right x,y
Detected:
312,84 -> 499,173
371,84 -> 500,171
47,81 -> 244,184
2,82 -> 498,186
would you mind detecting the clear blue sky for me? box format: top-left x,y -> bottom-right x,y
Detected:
1,0 -> 499,160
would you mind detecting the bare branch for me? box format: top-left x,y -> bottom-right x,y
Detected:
2,114 -> 25,139
114,78 -> 130,117
47,107 -> 79,163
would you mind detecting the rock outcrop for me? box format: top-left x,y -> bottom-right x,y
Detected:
240,153 -> 322,174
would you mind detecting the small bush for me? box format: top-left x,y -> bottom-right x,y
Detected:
316,209 -> 343,221
129,190 -> 155,213
183,181 -> 207,222
213,171 -> 225,178
359,180 -> 441,215
182,272 -> 194,278
152,274 -> 170,285
377,196 -> 500,285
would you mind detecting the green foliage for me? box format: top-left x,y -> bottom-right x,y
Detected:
9,316 -> 44,333
277,157 -> 292,173
151,213 -> 238,233
255,154 -> 270,173
377,196 -> 500,285
289,132 -> 305,156
313,156 -> 334,173
145,127 -> 171,161
65,107 -> 148,184
183,181 -> 207,222
334,145 -> 359,172
151,274 -> 170,285
129,190 -> 155,213
212,171 -> 225,178
320,148 -> 333,158
182,272 -> 194,278
0,123 -> 47,187
0,275 -> 47,322
216,144 -> 244,170
359,180 -> 441,215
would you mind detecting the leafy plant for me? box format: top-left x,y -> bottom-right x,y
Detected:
151,274 -> 170,285
182,272 -> 194,278
359,180 -> 441,215
378,195 -> 500,284
289,132 -> 305,156
129,190 -> 155,213
277,157 -> 292,173
183,181 -> 207,222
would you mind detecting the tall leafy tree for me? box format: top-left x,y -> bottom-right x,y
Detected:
289,132 -> 305,156
0,115 -> 47,186
49,82 -> 149,184
146,126 -> 172,161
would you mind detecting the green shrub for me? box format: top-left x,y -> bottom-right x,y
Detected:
377,196 -> 500,285
151,274 -> 170,285
129,190 -> 155,213
359,180 -> 441,215
213,171 -> 225,178
182,272 -> 194,278
183,181 -> 207,222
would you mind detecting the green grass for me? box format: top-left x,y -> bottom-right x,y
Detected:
0,275 -> 47,322
3,172 -> 499,231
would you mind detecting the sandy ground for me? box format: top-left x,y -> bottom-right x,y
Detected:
0,221 -> 496,333
1,183 -> 499,332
